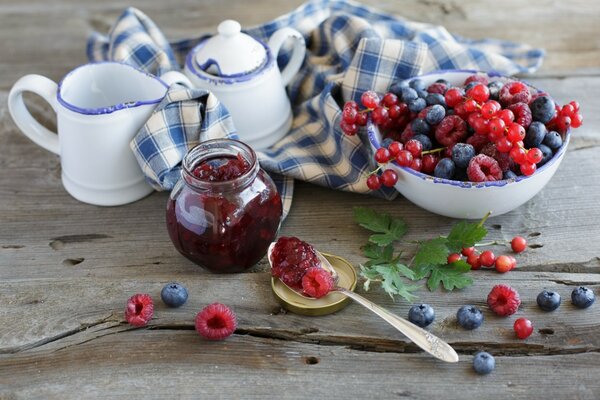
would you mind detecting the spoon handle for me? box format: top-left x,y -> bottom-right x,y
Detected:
335,287 -> 459,363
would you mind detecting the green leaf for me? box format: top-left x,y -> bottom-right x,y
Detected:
353,207 -> 407,246
414,237 -> 449,268
362,243 -> 394,267
446,220 -> 488,252
426,260 -> 473,291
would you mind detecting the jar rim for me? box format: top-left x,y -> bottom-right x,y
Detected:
181,138 -> 259,192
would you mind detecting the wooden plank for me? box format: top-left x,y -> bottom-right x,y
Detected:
0,332 -> 598,399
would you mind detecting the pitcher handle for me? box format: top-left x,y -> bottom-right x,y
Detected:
159,71 -> 194,89
268,27 -> 306,87
8,74 -> 60,155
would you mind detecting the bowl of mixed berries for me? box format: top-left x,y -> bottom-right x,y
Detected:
340,70 -> 583,219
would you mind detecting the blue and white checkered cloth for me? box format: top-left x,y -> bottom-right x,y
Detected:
88,0 -> 544,218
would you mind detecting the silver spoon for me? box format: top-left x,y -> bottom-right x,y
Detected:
268,243 -> 459,363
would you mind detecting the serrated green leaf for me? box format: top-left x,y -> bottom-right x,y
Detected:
414,237 -> 449,268
446,220 -> 488,252
353,207 -> 407,246
426,263 -> 473,292
359,265 -> 381,280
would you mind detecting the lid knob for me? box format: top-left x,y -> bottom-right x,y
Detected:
218,20 -> 241,38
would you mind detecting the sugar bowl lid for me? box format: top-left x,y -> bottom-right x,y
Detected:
195,20 -> 267,77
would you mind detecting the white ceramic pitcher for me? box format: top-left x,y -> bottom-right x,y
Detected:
183,20 -> 306,149
8,62 -> 191,206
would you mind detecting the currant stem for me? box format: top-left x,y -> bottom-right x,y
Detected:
367,165 -> 384,176
474,241 -> 506,247
422,147 -> 445,155
477,211 -> 491,228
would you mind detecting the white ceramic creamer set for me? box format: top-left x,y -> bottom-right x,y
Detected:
8,20 -> 306,206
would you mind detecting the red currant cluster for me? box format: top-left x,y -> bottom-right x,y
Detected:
340,74 -> 583,189
450,235 -> 527,273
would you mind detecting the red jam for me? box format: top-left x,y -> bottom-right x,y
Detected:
166,140 -> 282,273
270,236 -> 321,289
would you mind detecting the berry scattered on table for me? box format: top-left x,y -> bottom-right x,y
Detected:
511,236 -> 527,253
161,282 -> 188,308
467,253 -> 481,270
447,252 -> 462,264
494,255 -> 514,273
302,267 -> 334,299
487,284 -> 521,316
408,303 -> 435,328
125,293 -> 154,327
513,318 -> 534,339
195,303 -> 237,340
571,286 -> 595,309
479,250 -> 496,268
473,352 -> 495,375
536,290 -> 561,311
457,305 -> 484,330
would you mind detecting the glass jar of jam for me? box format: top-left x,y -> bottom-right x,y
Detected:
166,139 -> 282,273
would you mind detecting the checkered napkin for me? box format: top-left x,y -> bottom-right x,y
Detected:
87,0 -> 544,217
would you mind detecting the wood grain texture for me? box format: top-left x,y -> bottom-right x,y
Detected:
0,0 -> 599,398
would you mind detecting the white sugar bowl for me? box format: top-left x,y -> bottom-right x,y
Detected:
182,20 -> 306,149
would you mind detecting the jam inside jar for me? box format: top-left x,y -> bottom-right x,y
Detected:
166,139 -> 282,273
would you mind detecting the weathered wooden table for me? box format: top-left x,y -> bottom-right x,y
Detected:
1,1 -> 599,398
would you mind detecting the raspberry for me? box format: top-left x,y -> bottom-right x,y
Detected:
480,143 -> 511,172
302,267 -> 334,298
435,115 -> 467,147
499,81 -> 531,106
270,237 -> 321,289
466,134 -> 490,152
487,284 -> 521,316
195,303 -> 237,341
427,82 -> 447,95
467,154 -> 503,182
507,102 -> 533,129
125,294 -> 154,327
465,75 -> 489,86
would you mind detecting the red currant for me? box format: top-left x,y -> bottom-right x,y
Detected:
382,92 -> 398,107
461,247 -> 476,257
380,169 -> 398,187
409,158 -> 422,172
560,104 -> 575,117
511,236 -> 527,253
488,118 -> 506,138
388,141 -> 404,156
366,174 -> 382,190
508,255 -> 517,270
479,250 -> 496,267
467,253 -> 481,270
571,113 -> 583,128
557,115 -> 571,133
526,148 -> 543,164
520,162 -> 536,176
467,84 -> 490,103
495,255 -> 512,273
447,253 -> 461,264
361,91 -> 380,109
342,101 -> 358,123
445,88 -> 464,108
421,154 -> 439,174
495,137 -> 513,153
472,116 -> 490,136
372,106 -> 389,125
480,101 -> 499,119
395,150 -> 413,167
498,109 -> 515,125
405,139 -> 423,158
340,120 -> 358,136
569,100 -> 580,112
374,148 -> 391,164
355,112 -> 368,126
514,318 -> 533,339
464,99 -> 479,113
506,123 -> 525,143
509,146 -> 527,164
388,104 -> 402,119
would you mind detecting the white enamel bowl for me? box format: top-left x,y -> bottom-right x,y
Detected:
367,70 -> 571,219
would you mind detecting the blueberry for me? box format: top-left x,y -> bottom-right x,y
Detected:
409,78 -> 426,91
408,303 -> 435,328
417,89 -> 428,99
537,144 -> 553,166
487,81 -> 503,101
571,286 -> 595,309
457,305 -> 484,330
433,158 -> 455,179
411,118 -> 431,136
530,95 -> 556,123
401,87 -> 418,103
536,290 -> 561,311
161,282 -> 189,308
426,104 -> 446,125
389,80 -> 410,96
412,134 -> 432,151
408,98 -> 427,113
453,167 -> 468,181
425,93 -> 447,108
464,81 -> 478,91
435,78 -> 450,86
452,143 -> 476,169
503,170 -> 518,180
543,130 -> 563,150
473,352 -> 495,375
381,138 -> 394,149
524,121 -> 547,148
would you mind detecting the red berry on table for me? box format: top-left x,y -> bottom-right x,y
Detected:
467,83 -> 490,103
195,303 -> 237,341
366,174 -> 382,190
361,91 -> 380,109
511,236 -> 527,253
526,147 -> 543,164
495,255 -> 513,273
520,162 -> 537,176
447,253 -> 462,264
340,120 -> 358,136
388,141 -> 404,156
382,92 -> 399,107
462,247 -> 476,257
508,255 -> 518,270
487,284 -> 521,316
125,293 -> 154,327
395,150 -> 413,167
421,154 -> 439,174
405,139 -> 423,158
409,158 -> 423,172
375,147 -> 392,164
480,250 -> 496,267
380,169 -> 398,187
467,253 -> 481,270
514,318 -> 533,339
355,111 -> 368,126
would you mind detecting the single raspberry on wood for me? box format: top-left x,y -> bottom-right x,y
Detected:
125,294 -> 154,327
487,284 -> 521,316
195,303 -> 237,340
